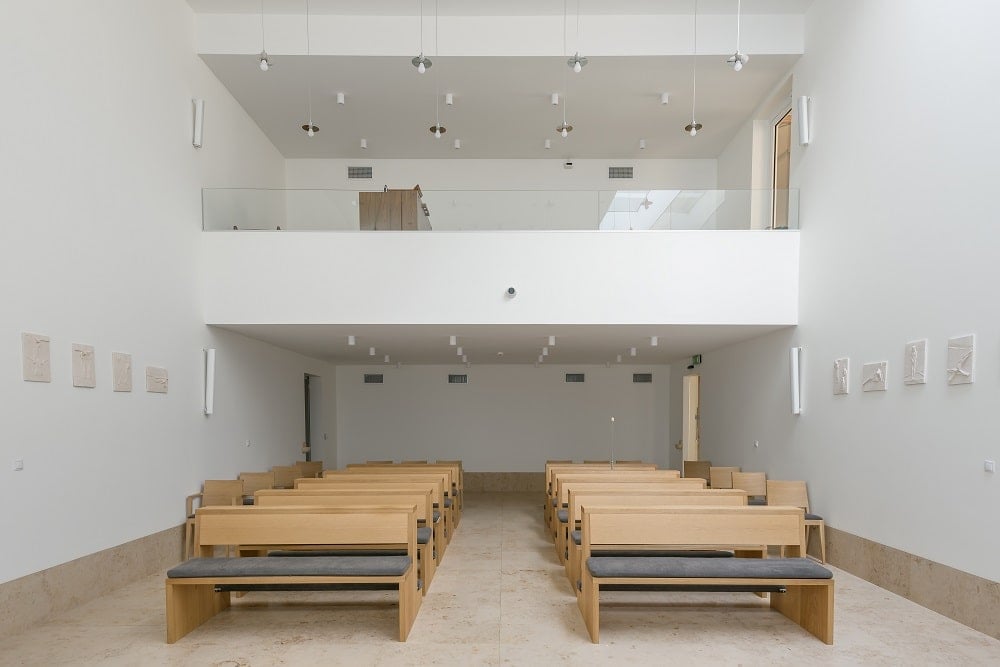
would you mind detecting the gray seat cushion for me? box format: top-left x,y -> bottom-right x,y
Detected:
557,509 -> 569,523
748,498 -> 767,506
432,510 -> 441,522
805,513 -> 823,521
417,527 -> 432,544
242,496 -> 255,506
586,556 -> 832,580
167,555 -> 411,578
443,498 -> 453,508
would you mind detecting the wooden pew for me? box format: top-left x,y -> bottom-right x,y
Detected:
301,476 -> 448,561
544,463 -> 658,530
295,460 -> 323,478
271,465 -> 300,489
550,470 -> 683,541
342,464 -> 461,530
563,488 -> 748,590
254,488 -> 436,592
552,477 -> 705,561
165,505 -> 421,643
184,480 -> 244,559
577,506 -> 834,644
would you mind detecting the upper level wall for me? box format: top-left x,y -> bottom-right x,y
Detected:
285,158 -> 718,191
202,230 -> 799,326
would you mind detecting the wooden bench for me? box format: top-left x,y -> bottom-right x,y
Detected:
334,468 -> 458,538
563,488 -> 748,588
550,470 -> 683,541
553,477 -> 706,561
165,505 -> 421,643
254,488 -> 437,592
544,464 -> 660,530
298,477 -> 448,562
577,506 -> 834,644
345,463 -> 462,527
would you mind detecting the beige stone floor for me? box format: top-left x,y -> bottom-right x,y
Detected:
1,493 -> 999,666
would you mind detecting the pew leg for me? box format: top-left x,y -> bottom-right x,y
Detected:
419,542 -> 435,594
578,574 -> 600,643
398,570 -> 421,641
771,583 -> 834,645
165,582 -> 230,644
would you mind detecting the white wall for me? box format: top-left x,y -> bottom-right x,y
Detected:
683,0 -> 1000,583
0,0 -> 334,584
285,158 -> 717,191
336,365 -> 670,471
714,122 -> 755,230
202,230 -> 800,326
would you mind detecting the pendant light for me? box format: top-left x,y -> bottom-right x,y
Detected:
428,0 -> 446,138
726,0 -> 749,71
300,0 -> 318,136
684,0 -> 702,137
411,0 -> 432,73
566,0 -> 587,73
556,0 -> 573,137
257,0 -> 271,70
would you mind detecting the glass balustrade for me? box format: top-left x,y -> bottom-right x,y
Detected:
202,188 -> 798,232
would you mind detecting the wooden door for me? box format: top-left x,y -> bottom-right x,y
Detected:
682,374 -> 700,462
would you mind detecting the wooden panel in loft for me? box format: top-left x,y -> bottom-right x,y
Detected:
359,185 -> 431,231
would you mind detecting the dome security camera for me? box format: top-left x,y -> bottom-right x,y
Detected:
505,287 -> 517,298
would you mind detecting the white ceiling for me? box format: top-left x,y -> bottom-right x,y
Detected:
216,323 -> 787,365
201,53 -> 801,159
188,1 -> 813,17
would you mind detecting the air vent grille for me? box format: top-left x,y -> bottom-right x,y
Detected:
363,373 -> 384,384
348,166 -> 373,179
608,166 -> 634,179
633,373 -> 653,383
448,374 -> 469,384
565,373 -> 586,383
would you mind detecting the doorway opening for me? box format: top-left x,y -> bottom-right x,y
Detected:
303,374 -> 323,462
772,107 -> 792,229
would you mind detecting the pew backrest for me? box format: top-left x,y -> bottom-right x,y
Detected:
555,471 -> 692,506
709,466 -> 741,489
254,488 -> 433,523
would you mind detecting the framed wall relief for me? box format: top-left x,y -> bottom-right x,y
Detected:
112,352 -> 132,392
146,366 -> 168,393
22,332 -> 51,382
862,361 -> 887,392
72,343 -> 96,388
833,357 -> 849,395
946,335 -> 974,385
903,339 -> 927,385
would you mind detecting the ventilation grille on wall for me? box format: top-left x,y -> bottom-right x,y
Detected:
348,166 -> 373,179
448,374 -> 469,384
565,373 -> 586,383
363,373 -> 384,384
608,166 -> 634,179
632,373 -> 653,383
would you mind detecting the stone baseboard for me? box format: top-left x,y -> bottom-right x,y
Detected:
464,472 -> 545,493
827,526 -> 1000,639
0,524 -> 183,637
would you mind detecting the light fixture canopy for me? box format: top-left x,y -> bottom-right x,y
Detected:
384,354 -> 390,363
369,347 -> 376,356
567,53 -> 588,72
412,53 -> 432,73
445,93 -> 454,105
660,92 -> 670,105
544,139 -> 552,149
449,335 -> 457,346
630,347 -> 637,357
639,138 -> 646,150
457,346 -> 463,355
551,93 -> 560,106
650,335 -> 658,346
454,138 -> 461,149
336,92 -> 345,105
347,335 -> 356,346
360,138 -> 368,149
548,335 -> 556,346
727,52 -> 749,71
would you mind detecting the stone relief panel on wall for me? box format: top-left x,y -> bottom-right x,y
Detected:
145,366 -> 168,393
903,339 -> 927,385
862,361 -> 887,392
21,332 -> 51,382
946,335 -> 975,385
72,343 -> 96,388
112,352 -> 132,392
833,357 -> 849,395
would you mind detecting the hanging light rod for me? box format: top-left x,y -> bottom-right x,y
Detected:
257,0 -> 271,70
685,0 -> 702,137
726,0 -> 749,71
412,0 -> 432,73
